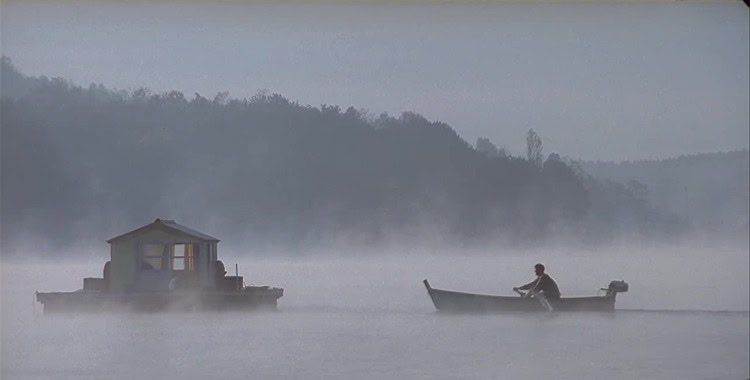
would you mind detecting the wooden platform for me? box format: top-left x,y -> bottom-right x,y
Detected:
36,287 -> 283,313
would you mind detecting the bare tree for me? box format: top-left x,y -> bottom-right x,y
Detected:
526,129 -> 543,166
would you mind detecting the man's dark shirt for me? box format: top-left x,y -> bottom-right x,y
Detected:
519,273 -> 561,299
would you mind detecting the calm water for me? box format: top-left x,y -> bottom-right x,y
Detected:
2,307 -> 748,380
2,3 -> 748,378
2,246 -> 749,379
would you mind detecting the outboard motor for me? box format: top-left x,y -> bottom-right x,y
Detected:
604,280 -> 629,296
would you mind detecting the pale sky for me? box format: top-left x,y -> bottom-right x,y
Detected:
2,1 -> 748,161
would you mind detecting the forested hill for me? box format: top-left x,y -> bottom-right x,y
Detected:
580,151 -> 749,235
1,58 -> 683,255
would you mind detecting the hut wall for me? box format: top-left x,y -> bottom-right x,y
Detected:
199,242 -> 217,289
109,226 -> 209,292
110,241 -> 136,292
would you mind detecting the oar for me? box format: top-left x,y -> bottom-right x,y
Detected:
536,292 -> 554,312
520,276 -> 554,312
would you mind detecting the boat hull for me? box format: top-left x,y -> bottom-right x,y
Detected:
424,280 -> 615,312
36,288 -> 283,314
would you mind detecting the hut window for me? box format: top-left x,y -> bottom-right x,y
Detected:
172,243 -> 197,271
140,244 -> 166,271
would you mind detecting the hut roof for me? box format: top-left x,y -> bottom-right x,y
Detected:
106,218 -> 220,243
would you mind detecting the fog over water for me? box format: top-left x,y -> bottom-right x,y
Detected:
1,1 -> 749,379
2,241 -> 749,379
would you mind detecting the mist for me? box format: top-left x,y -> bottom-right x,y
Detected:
2,57 -> 748,255
2,1 -> 748,161
3,242 -> 749,379
2,1 -> 748,255
1,1 -> 749,379
5,239 -> 748,312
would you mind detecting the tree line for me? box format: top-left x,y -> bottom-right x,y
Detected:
1,57 -> 685,255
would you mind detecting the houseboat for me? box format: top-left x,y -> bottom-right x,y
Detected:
36,219 -> 283,313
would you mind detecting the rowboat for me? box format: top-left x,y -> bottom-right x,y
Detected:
423,279 -> 627,312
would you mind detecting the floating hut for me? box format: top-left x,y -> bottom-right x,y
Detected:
36,219 -> 283,313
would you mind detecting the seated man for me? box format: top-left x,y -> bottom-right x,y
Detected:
513,263 -> 561,300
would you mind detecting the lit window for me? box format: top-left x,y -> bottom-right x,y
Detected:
172,244 -> 197,271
